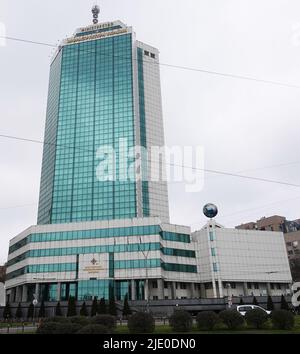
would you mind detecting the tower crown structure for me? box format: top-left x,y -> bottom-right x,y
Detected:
91,5 -> 100,24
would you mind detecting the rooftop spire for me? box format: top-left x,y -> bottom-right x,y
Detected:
91,4 -> 100,24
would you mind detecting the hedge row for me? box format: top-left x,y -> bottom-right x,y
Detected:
196,309 -> 295,331
168,309 -> 295,332
36,309 -> 295,334
37,312 -> 156,334
36,314 -> 117,334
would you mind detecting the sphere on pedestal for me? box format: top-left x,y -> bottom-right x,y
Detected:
203,203 -> 218,218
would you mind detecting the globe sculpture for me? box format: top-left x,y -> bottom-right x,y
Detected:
203,203 -> 218,218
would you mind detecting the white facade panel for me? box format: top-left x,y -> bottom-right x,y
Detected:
135,41 -> 170,223
79,253 -> 109,280
192,220 -> 292,298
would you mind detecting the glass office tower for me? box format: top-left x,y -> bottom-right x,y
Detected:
37,21 -> 169,225
5,19 -> 292,305
6,20 -> 196,305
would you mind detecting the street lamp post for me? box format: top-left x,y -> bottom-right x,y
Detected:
33,298 -> 38,325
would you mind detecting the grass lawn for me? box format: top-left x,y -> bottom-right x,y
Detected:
0,322 -> 33,329
115,315 -> 300,334
2,316 -> 299,334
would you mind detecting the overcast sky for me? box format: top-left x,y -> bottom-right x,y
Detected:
0,0 -> 300,264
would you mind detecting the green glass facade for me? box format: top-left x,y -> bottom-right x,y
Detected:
6,259 -> 197,281
38,33 -> 137,224
7,243 -> 195,268
78,280 -> 113,300
37,50 -> 62,224
12,280 -> 144,302
78,279 -> 144,301
8,225 -> 191,254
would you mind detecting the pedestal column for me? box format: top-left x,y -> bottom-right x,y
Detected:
56,282 -> 61,301
157,279 -> 164,300
243,282 -> 248,296
190,283 -> 195,298
21,285 -> 28,302
34,283 -> 40,301
131,280 -> 136,301
200,283 -> 206,298
15,286 -> 22,303
171,282 -> 176,299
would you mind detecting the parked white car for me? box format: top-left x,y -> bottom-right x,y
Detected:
236,305 -> 271,316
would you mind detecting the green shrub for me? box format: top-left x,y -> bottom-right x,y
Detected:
69,316 -> 90,327
42,316 -> 69,324
245,309 -> 269,329
27,303 -> 34,320
37,321 -> 81,334
90,315 -> 116,330
196,311 -> 219,331
67,296 -> 77,317
55,302 -> 63,317
3,303 -> 12,319
280,295 -> 289,311
38,300 -> 46,318
267,295 -> 274,311
128,312 -> 155,334
36,322 -> 59,335
272,310 -> 294,330
98,298 -> 107,315
169,310 -> 193,332
15,303 -> 23,320
219,310 -> 244,330
80,302 -> 89,317
77,324 -> 110,334
122,294 -> 132,317
108,296 -> 117,316
91,297 -> 98,317
54,323 -> 82,334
